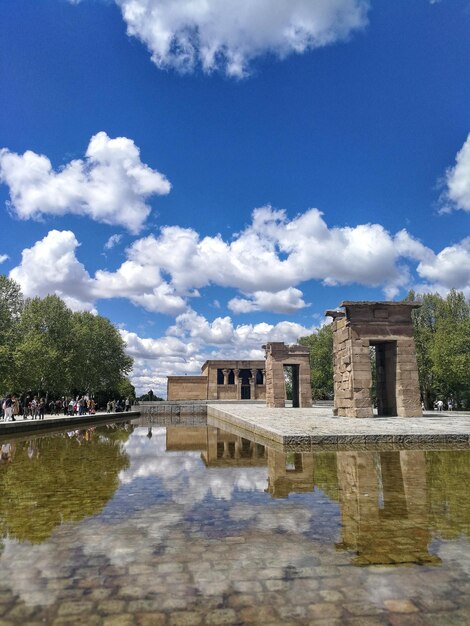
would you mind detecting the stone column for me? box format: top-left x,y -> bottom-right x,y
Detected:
233,368 -> 241,400
395,339 -> 422,417
222,368 -> 230,385
250,368 -> 257,399
262,369 -> 266,385
222,441 -> 231,459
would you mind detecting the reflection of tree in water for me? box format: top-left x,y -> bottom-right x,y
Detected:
426,450 -> 470,540
0,425 -> 131,543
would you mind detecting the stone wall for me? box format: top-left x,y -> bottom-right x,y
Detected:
167,376 -> 208,401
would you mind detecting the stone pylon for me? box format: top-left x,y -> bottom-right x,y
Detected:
264,342 -> 312,408
326,302 -> 422,418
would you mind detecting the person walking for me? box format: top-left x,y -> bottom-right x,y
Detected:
437,399 -> 444,412
12,395 -> 20,420
3,395 -> 14,421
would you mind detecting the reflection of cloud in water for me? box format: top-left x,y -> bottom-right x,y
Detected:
229,503 -> 312,534
120,427 -> 268,503
1,534 -> 72,606
437,539 -> 470,575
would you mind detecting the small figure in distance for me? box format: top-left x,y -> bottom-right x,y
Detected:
436,399 -> 444,412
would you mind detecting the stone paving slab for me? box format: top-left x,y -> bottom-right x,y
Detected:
207,403 -> 470,451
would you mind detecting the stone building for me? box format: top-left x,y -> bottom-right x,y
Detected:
264,342 -> 312,408
327,301 -> 422,418
167,360 -> 266,401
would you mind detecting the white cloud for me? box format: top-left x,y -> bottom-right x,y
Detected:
114,0 -> 369,77
0,132 -> 171,233
440,133 -> 470,213
104,234 -> 123,250
416,238 -> 470,293
9,230 -> 96,312
8,207 -> 453,320
228,287 -> 309,314
115,206 -> 421,299
0,254 -> 8,264
9,230 -> 186,316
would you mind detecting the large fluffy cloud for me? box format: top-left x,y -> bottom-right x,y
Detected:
441,133 -> 470,213
416,238 -> 470,294
0,132 -> 171,233
9,230 -> 96,312
113,0 -> 369,77
115,207 -> 420,298
9,206 -> 470,317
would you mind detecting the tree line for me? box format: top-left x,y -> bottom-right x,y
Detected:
0,275 -> 134,402
300,290 -> 470,409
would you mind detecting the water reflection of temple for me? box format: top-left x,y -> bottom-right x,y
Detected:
166,427 -> 268,467
165,426 -> 440,567
336,451 -> 440,566
166,428 -> 320,497
266,451 -> 315,498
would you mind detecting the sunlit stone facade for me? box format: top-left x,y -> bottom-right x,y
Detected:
327,301 -> 422,418
167,360 -> 266,401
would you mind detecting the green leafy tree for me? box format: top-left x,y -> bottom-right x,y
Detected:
69,312 -> 133,396
11,295 -> 74,395
407,289 -> 470,408
299,324 -> 333,400
0,276 -> 24,392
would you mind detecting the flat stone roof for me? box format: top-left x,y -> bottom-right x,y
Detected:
207,403 -> 470,451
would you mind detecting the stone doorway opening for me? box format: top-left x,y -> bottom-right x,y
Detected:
283,364 -> 300,407
370,341 -> 398,417
239,369 -> 251,400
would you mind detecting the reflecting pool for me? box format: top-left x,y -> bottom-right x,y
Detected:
1,419 -> 470,625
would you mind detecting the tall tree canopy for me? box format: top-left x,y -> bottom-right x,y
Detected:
406,290 -> 470,408
0,276 -> 133,398
0,276 -> 24,386
299,323 -> 333,400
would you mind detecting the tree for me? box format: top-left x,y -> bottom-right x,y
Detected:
2,284 -> 134,399
407,289 -> 470,408
69,312 -> 133,396
299,324 -> 333,400
11,295 -> 74,395
0,276 -> 23,391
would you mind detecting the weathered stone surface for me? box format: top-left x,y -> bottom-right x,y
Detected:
265,342 -> 312,408
329,301 -> 422,419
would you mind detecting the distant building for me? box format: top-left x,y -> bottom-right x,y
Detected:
167,360 -> 266,401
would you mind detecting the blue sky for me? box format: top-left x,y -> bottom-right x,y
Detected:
1,0 -> 469,395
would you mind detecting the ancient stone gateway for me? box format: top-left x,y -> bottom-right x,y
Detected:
326,301 -> 422,418
264,342 -> 312,408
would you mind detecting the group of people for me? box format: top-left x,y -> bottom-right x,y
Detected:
0,394 -> 97,421
1,393 -> 135,422
106,398 -> 132,413
435,399 -> 455,411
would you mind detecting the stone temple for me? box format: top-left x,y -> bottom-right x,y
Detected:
167,360 -> 266,401
326,301 -> 422,418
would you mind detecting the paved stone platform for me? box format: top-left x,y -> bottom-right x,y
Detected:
207,403 -> 470,451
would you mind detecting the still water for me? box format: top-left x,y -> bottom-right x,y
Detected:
0,418 -> 469,625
